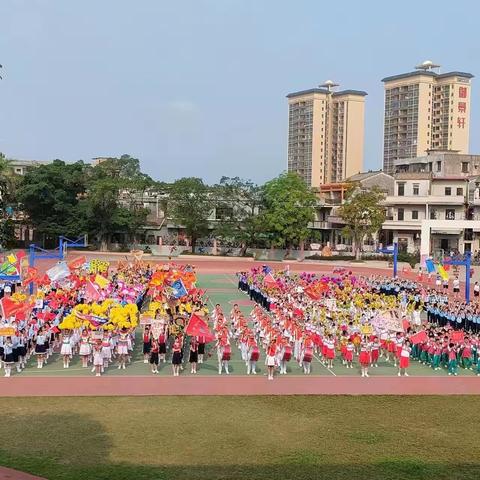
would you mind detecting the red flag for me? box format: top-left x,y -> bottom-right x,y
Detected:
451,331 -> 464,343
402,319 -> 410,331
263,273 -> 277,289
85,280 -> 101,301
37,274 -> 51,286
68,256 -> 87,270
0,297 -> 24,319
185,313 -> 215,342
409,330 -> 428,345
22,267 -> 38,286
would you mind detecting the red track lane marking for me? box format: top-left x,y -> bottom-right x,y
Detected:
0,376 -> 479,396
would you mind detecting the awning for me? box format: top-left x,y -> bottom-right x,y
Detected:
431,229 -> 462,235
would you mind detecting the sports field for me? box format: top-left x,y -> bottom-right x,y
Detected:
1,396 -> 479,480
15,273 -> 479,378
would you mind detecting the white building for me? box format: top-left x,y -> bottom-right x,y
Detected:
383,152 -> 480,256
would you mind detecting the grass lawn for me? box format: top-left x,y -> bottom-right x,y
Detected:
1,396 -> 480,480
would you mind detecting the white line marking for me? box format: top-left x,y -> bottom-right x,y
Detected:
313,352 -> 337,376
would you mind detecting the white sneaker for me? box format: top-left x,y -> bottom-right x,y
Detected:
96,373 -> 101,377
404,372 -> 409,377
398,372 -> 401,376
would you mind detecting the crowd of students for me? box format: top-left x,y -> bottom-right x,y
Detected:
236,266 -> 480,377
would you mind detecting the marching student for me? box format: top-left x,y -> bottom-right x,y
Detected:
60,329 -> 73,369
92,340 -> 104,377
2,336 -> 14,377
359,338 -> 371,378
79,330 -> 92,368
116,328 -> 129,370
171,336 -> 183,376
143,326 -> 152,364
266,340 -> 277,380
247,336 -> 259,375
398,341 -> 411,377
149,337 -> 160,374
345,339 -> 354,369
217,337 -> 231,375
34,328 -> 48,369
189,337 -> 199,374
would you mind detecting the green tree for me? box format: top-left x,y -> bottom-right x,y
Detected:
211,176 -> 263,255
167,177 -> 212,252
80,155 -> 151,251
338,185 -> 386,259
17,159 -> 87,240
259,172 -> 316,253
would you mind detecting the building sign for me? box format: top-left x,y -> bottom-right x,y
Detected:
458,102 -> 467,113
459,86 -> 468,98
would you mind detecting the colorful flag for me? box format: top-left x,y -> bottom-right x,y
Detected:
170,279 -> 187,298
437,265 -> 449,281
185,313 -> 215,342
6,254 -> 16,264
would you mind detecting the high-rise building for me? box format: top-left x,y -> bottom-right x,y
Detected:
382,61 -> 474,174
287,81 -> 366,188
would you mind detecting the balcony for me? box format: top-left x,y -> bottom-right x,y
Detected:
383,219 -> 422,230
308,221 -> 331,229
383,195 -> 465,206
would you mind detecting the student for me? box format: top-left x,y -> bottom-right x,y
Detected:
189,337 -> 199,374
453,277 -> 460,299
398,341 -> 411,377
149,338 -> 159,374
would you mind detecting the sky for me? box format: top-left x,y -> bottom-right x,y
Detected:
1,0 -> 479,184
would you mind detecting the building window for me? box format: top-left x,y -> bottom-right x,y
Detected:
413,184 -> 419,195
445,209 -> 455,220
457,187 -> 463,196
412,210 -> 419,220
445,187 -> 451,196
398,208 -> 404,221
462,162 -> 469,173
430,209 -> 437,220
436,161 -> 441,172
397,183 -> 405,196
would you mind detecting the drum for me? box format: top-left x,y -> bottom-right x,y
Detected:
303,347 -> 313,363
222,344 -> 231,361
283,345 -> 292,362
250,346 -> 259,362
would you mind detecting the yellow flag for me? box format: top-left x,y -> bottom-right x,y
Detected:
94,274 -> 110,289
7,254 -> 16,264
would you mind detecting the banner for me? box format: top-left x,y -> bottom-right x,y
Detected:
94,274 -> 110,289
68,256 -> 87,270
46,262 -> 70,282
451,331 -> 464,343
409,330 -> 428,345
0,326 -> 15,336
85,280 -> 101,301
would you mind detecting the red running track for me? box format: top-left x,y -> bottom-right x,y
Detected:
0,376 -> 479,396
0,467 -> 45,480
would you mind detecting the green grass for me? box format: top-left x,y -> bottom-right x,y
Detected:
1,396 -> 480,479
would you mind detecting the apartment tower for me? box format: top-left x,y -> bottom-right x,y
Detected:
382,61 -> 474,174
287,81 -> 366,188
